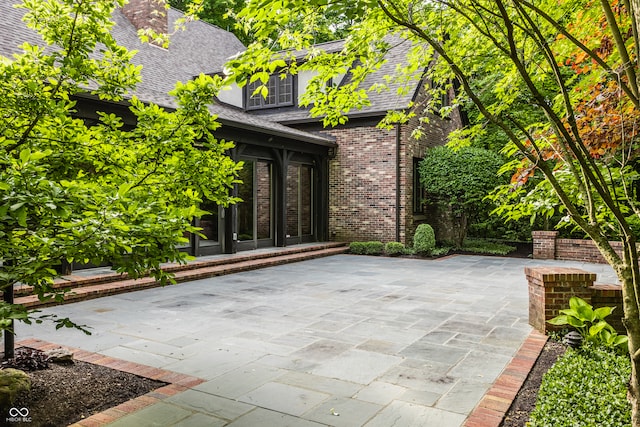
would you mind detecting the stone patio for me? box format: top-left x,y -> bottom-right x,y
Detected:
15,254 -> 617,426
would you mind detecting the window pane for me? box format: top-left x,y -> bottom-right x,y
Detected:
247,81 -> 261,107
265,76 -> 277,105
413,157 -> 425,213
200,199 -> 219,247
279,75 -> 292,104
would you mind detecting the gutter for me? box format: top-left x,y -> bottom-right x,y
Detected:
396,123 -> 401,242
216,117 -> 337,148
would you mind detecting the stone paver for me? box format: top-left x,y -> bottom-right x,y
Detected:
15,254 -> 616,426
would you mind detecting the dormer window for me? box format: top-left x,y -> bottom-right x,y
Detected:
246,74 -> 294,110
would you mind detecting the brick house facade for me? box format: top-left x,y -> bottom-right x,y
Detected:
2,0 -> 462,260
307,109 -> 461,246
256,48 -> 464,246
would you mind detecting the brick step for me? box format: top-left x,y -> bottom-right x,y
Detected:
16,245 -> 348,309
13,242 -> 347,297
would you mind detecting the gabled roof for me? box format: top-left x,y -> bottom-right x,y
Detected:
224,37 -> 424,125
0,1 -> 335,147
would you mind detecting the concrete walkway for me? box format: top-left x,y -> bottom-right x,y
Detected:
16,254 -> 617,426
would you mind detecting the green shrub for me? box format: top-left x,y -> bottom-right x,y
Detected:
349,241 -> 384,255
528,344 -> 631,427
431,246 -> 452,256
413,224 -> 436,255
349,242 -> 366,254
384,242 -> 406,255
364,241 -> 384,255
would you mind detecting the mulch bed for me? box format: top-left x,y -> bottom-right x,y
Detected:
500,340 -> 567,427
1,348 -> 165,427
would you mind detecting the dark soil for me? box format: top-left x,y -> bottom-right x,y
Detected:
500,340 -> 567,427
0,348 -> 166,427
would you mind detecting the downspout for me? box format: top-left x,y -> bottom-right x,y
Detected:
396,123 -> 401,242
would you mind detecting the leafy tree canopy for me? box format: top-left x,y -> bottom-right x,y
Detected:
167,0 -> 250,44
168,0 -> 355,46
0,0 -> 240,334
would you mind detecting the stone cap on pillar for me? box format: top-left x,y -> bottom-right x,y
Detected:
524,266 -> 597,283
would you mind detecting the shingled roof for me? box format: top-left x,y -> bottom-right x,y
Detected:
220,36 -> 424,125
0,1 -> 335,147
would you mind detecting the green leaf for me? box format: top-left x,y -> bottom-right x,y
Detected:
16,207 -> 27,227
589,321 -> 609,337
593,306 -> 614,320
547,315 -> 569,325
19,148 -> 31,165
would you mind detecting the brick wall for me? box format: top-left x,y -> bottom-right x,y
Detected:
532,230 -> 628,264
322,125 -> 398,242
526,267 -> 595,333
316,84 -> 462,245
526,267 -> 625,335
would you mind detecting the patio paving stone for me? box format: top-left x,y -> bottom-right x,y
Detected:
15,254 -> 618,426
238,382 -> 330,416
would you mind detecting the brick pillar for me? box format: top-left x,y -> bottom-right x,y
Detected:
591,284 -> 625,334
532,230 -> 558,260
525,267 -> 595,333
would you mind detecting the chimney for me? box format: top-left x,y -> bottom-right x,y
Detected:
122,0 -> 168,36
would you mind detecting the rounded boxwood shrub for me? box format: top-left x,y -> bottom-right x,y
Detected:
363,241 -> 384,255
384,242 -> 405,255
413,224 -> 436,255
349,242 -> 366,254
349,241 -> 384,255
384,241 -> 406,256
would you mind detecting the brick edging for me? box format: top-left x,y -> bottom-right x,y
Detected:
463,330 -> 548,427
16,338 -> 205,427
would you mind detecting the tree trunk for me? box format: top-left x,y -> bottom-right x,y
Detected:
430,203 -> 468,247
620,267 -> 640,426
611,242 -> 640,426
2,284 -> 14,360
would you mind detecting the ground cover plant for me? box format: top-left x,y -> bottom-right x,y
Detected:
528,343 -> 632,427
549,296 -> 629,351
439,238 -> 516,256
519,300 -> 632,426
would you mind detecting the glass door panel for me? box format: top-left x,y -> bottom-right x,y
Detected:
256,161 -> 272,240
198,198 -> 220,253
286,163 -> 314,244
237,160 -> 255,242
300,165 -> 313,236
286,164 -> 299,238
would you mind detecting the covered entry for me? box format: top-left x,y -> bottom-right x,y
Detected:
181,118 -> 334,256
